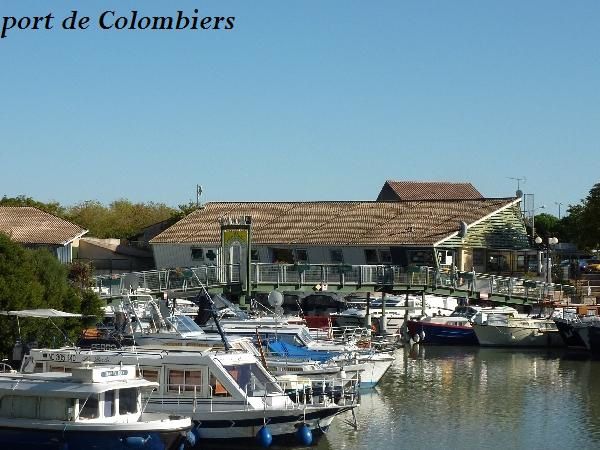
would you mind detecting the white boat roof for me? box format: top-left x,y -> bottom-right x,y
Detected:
29,347 -> 261,367
0,368 -> 156,398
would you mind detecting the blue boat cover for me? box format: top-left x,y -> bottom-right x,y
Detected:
267,340 -> 339,362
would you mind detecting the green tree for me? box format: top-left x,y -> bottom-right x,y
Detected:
533,213 -> 560,240
66,199 -> 177,238
0,195 -> 65,217
0,234 -> 102,359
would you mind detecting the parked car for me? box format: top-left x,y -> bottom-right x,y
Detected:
581,258 -> 600,273
585,260 -> 600,273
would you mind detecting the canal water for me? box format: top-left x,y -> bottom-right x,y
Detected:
307,345 -> 600,450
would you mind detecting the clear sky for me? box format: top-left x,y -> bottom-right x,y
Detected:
1,1 -> 599,218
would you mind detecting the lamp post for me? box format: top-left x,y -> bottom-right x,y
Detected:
535,236 -> 558,283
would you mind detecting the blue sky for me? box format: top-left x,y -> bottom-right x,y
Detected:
1,1 -> 599,218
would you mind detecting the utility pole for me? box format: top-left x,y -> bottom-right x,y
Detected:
196,185 -> 203,208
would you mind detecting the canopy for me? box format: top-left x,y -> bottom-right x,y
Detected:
0,309 -> 83,318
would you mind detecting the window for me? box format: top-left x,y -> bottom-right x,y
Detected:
39,397 -> 72,420
251,249 -> 260,262
224,363 -> 280,395
379,249 -> 392,263
364,249 -> 378,264
168,369 -> 203,392
473,249 -> 485,266
104,390 -> 115,417
80,394 -> 99,419
210,373 -> 231,397
329,249 -> 344,264
191,248 -> 204,261
119,388 -> 138,415
272,248 -> 294,264
294,249 -> 308,263
140,368 -> 159,383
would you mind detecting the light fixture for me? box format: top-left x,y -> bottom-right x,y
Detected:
535,236 -> 542,245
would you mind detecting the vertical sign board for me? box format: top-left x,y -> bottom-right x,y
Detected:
220,221 -> 252,305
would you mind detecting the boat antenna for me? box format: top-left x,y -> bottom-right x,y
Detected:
190,273 -> 232,352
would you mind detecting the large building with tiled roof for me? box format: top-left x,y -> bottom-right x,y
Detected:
0,206 -> 87,263
150,197 -> 531,274
376,180 -> 484,201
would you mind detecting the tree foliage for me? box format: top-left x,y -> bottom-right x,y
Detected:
66,199 -> 178,238
0,234 -> 102,359
0,195 -> 65,217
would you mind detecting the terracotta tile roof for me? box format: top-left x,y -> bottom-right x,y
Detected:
0,207 -> 87,245
377,181 -> 483,201
151,199 -> 517,246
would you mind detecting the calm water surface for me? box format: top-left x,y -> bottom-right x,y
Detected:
306,346 -> 600,450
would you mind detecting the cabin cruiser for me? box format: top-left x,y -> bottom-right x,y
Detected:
21,347 -> 358,444
0,363 -> 192,450
406,305 -> 520,345
472,314 -> 564,347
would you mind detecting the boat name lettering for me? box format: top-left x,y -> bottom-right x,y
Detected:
101,369 -> 129,377
49,353 -> 76,362
93,356 -> 111,363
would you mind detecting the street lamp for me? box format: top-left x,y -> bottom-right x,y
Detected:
535,236 -> 558,283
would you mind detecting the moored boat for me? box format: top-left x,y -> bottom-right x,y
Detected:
0,364 -> 192,450
21,346 -> 358,445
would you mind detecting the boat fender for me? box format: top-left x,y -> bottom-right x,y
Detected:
121,436 -> 149,448
185,429 -> 198,447
420,330 -> 426,341
296,423 -> 313,446
256,425 -> 273,448
412,333 -> 421,344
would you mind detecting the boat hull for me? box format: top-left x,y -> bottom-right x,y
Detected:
472,324 -> 564,347
553,318 -> 587,348
406,320 -> 478,345
0,422 -> 190,450
159,404 -> 354,441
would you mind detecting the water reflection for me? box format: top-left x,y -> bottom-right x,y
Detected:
314,346 -> 600,450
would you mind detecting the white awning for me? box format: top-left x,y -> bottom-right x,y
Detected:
0,309 -> 83,318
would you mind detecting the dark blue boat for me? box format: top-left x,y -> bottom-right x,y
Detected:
407,316 -> 478,345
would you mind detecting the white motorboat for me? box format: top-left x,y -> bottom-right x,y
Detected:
0,363 -> 192,450
472,314 -> 564,347
21,347 -> 358,445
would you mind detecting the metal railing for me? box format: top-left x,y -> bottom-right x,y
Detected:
92,263 -> 575,303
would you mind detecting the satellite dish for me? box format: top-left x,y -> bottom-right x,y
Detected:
458,221 -> 468,238
516,189 -> 523,198
267,290 -> 283,307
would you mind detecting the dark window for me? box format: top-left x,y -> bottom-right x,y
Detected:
379,249 -> 392,263
119,388 -> 138,415
473,249 -> 485,266
330,249 -> 344,264
80,394 -> 99,419
272,248 -> 294,264
364,249 -> 378,264
251,249 -> 260,262
295,249 -> 308,263
191,248 -> 204,261
104,390 -> 115,417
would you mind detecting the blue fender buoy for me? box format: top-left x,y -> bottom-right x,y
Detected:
122,436 -> 148,448
296,423 -> 313,446
185,429 -> 197,447
256,425 -> 273,448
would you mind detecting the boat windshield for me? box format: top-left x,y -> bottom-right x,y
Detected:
223,363 -> 281,395
450,306 -> 478,319
169,315 -> 204,334
298,327 -> 314,344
